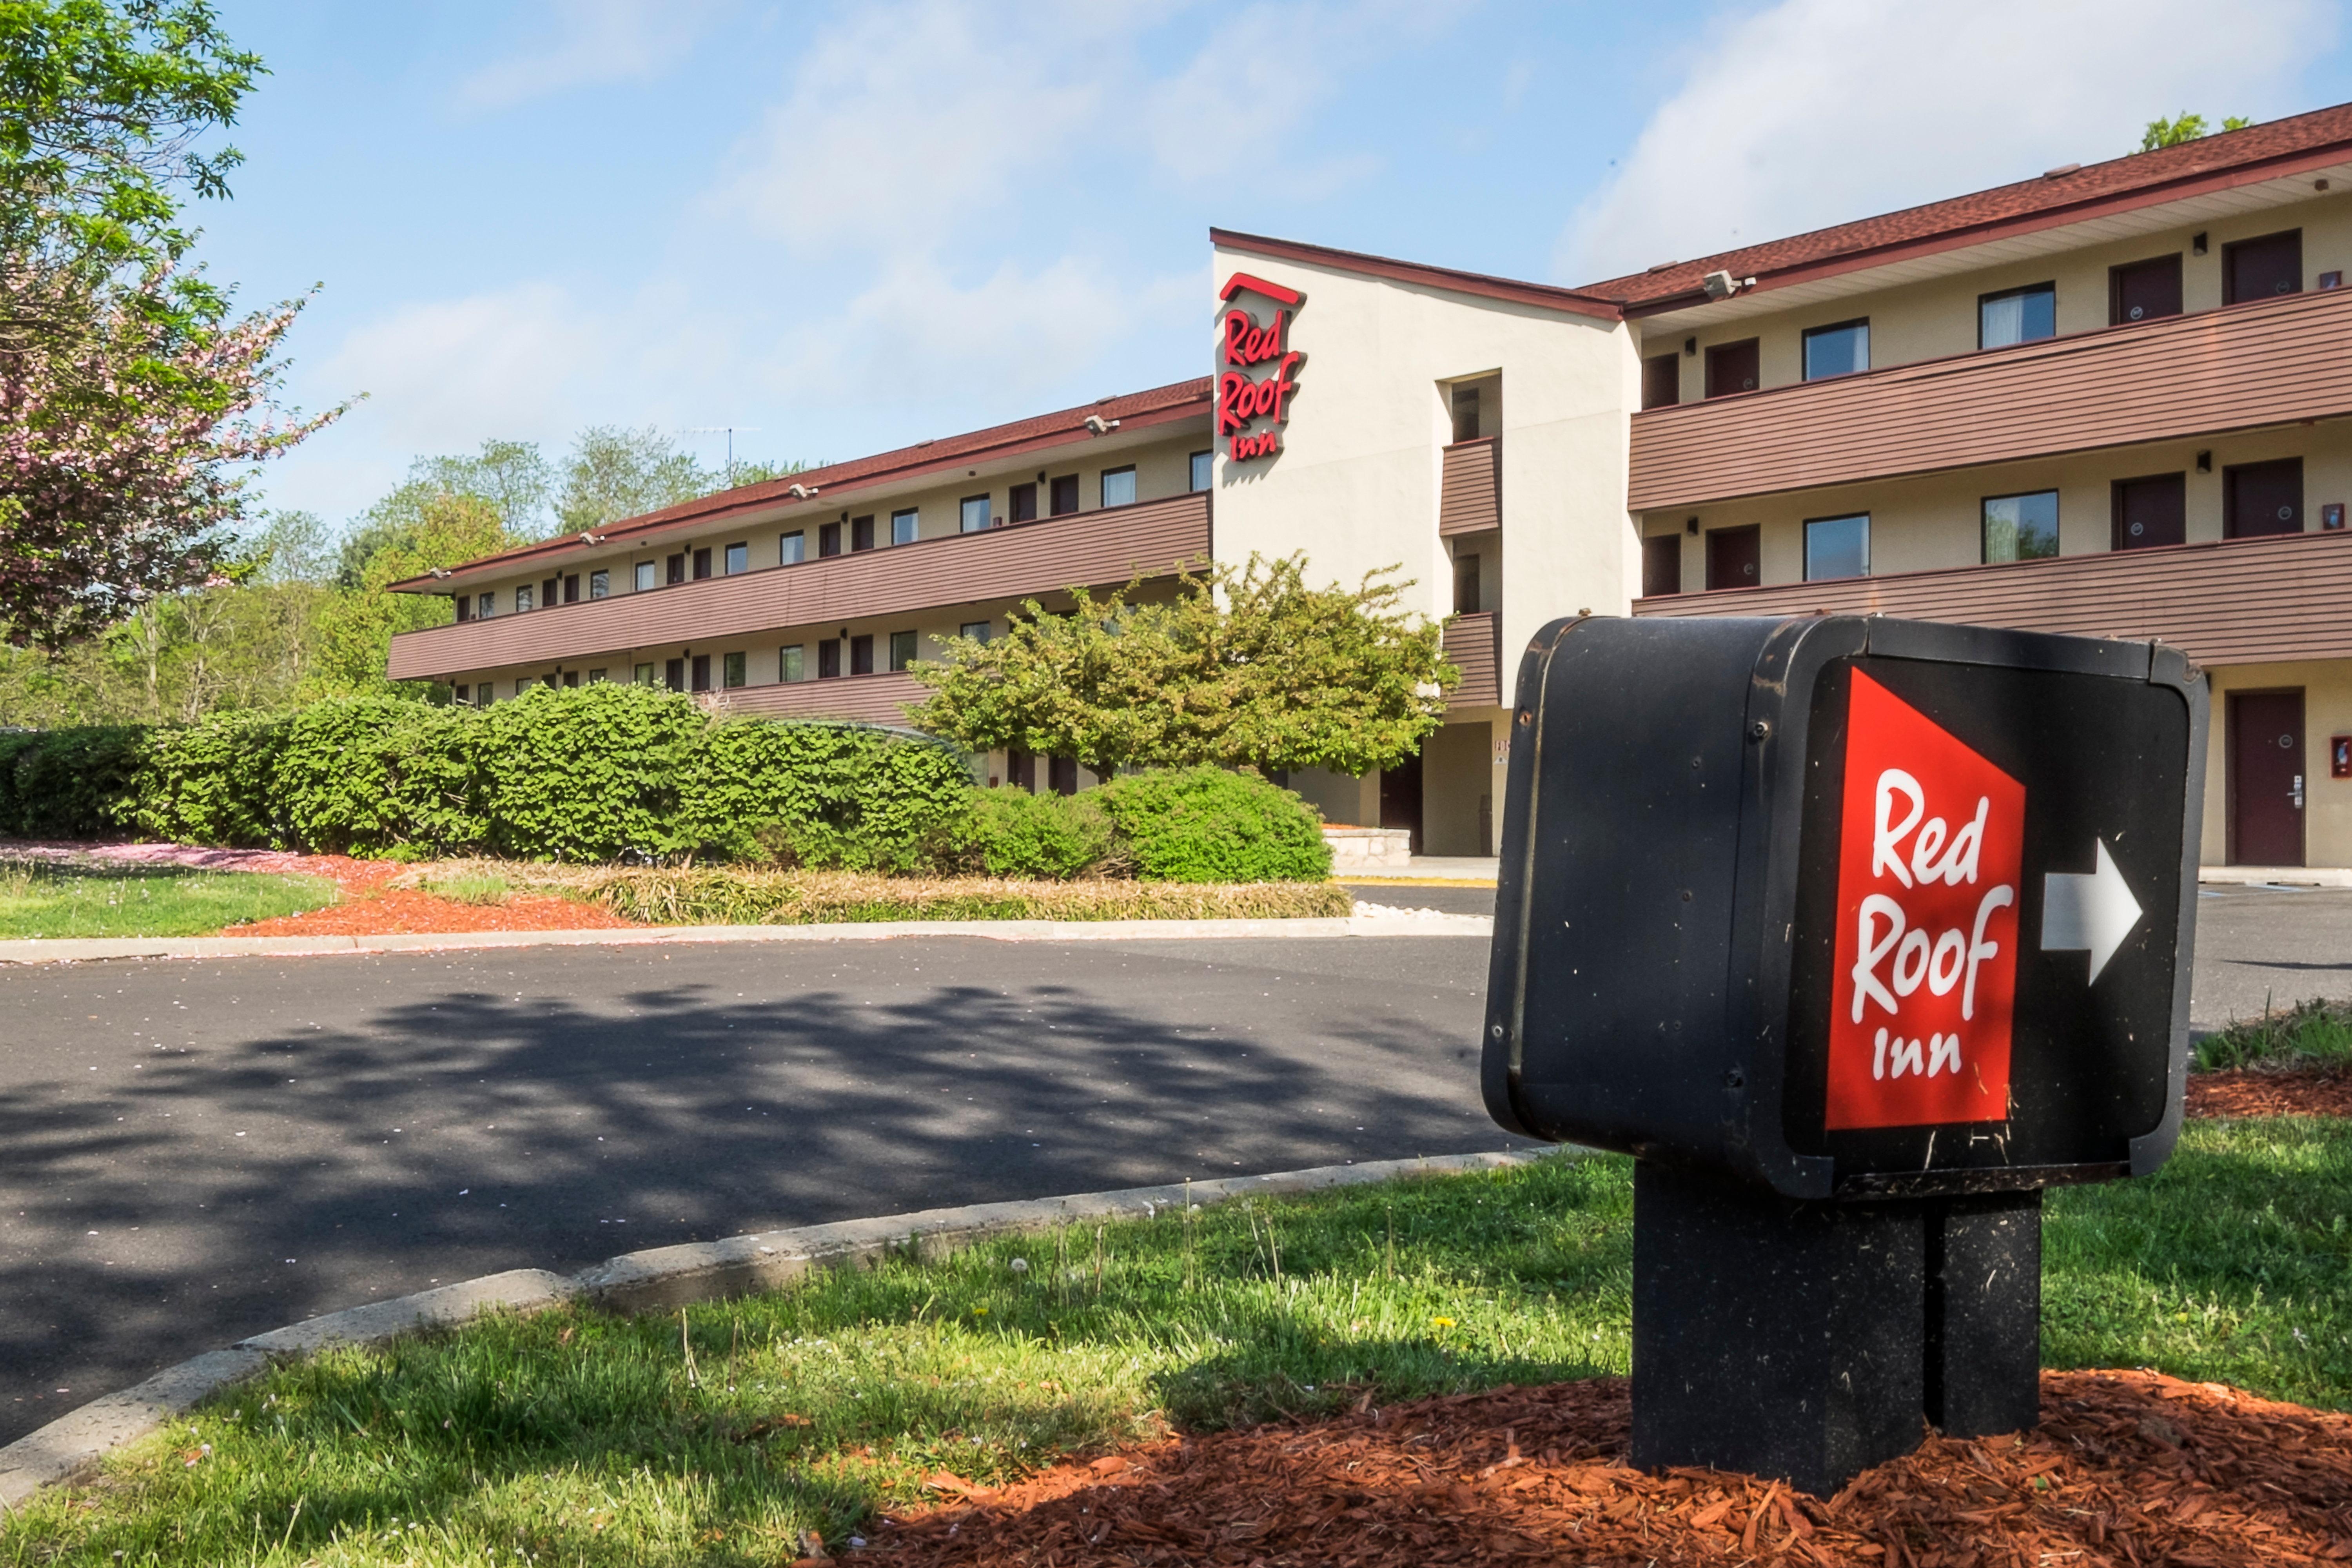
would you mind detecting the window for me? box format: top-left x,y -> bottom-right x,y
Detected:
888,630 -> 918,671
477,591 -> 495,619
780,530 -> 805,564
691,546 -> 713,580
665,658 -> 685,692
722,651 -> 746,688
951,495 -> 988,534
818,638 -> 841,678
1979,284 -> 2055,350
1049,475 -> 1079,515
515,583 -> 534,612
1802,319 -> 1869,381
475,685 -> 491,708
667,552 -> 686,584
587,668 -> 608,682
850,634 -> 874,675
1982,491 -> 2060,563
1100,466 -> 1137,508
892,508 -> 920,545
635,561 -> 656,592
1804,514 -> 1869,581
454,684 -> 469,702
562,670 -> 579,688
589,569 -> 609,599
724,542 -> 748,575
1704,339 -> 1759,398
1450,385 -> 1480,443
563,573 -> 579,604
1009,482 -> 1038,522
959,620 -> 992,642
850,515 -> 875,551
780,644 -> 805,682
2224,229 -> 2302,305
819,521 -> 842,557
1641,534 -> 1682,597
690,653 -> 711,692
1453,554 -> 1480,615
1641,354 -> 1680,410
633,662 -> 655,685
515,678 -> 533,697
1190,450 -> 1213,492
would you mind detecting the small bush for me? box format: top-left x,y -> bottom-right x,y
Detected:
275,698 -> 487,857
1094,765 -> 1331,883
2195,997 -> 2352,1073
482,683 -> 701,862
4,726 -> 152,838
955,788 -> 1122,879
136,710 -> 294,848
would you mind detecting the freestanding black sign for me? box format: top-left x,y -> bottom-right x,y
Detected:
1482,614 -> 2205,1494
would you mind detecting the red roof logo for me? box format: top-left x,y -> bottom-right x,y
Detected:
1825,670 -> 2025,1131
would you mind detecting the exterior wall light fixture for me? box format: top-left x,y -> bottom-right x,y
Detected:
786,483 -> 820,499
2192,232 -> 2208,256
1686,516 -> 1700,535
1083,414 -> 1122,435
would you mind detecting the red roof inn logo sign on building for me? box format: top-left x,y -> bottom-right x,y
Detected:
1218,272 -> 1304,464
1827,670 -> 2024,1130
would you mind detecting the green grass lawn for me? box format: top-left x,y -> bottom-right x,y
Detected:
0,858 -> 338,939
4,1120 -> 2345,1566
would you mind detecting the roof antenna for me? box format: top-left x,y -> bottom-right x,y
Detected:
682,426 -> 761,488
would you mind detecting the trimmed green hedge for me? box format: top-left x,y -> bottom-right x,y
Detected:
0,690 -> 1335,881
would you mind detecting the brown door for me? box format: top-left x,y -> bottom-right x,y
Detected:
2225,457 -> 2303,538
1048,755 -> 1078,797
850,515 -> 875,551
1009,482 -> 1038,522
850,634 -> 874,675
2109,255 -> 2182,325
1706,524 -> 1760,590
2224,230 -> 2301,305
1704,339 -> 1759,398
2229,689 -> 2305,866
1006,749 -> 1035,790
1641,354 -> 1680,410
2111,474 -> 2185,550
1641,534 -> 1682,597
1049,475 -> 1080,515
1380,750 -> 1423,855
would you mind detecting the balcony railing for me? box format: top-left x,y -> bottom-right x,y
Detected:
1628,286 -> 2352,513
1440,436 -> 1500,536
1632,527 -> 2352,667
707,671 -> 927,727
388,490 -> 1211,682
1443,611 -> 1501,707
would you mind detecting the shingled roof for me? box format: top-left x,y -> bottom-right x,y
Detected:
1577,102 -> 2352,312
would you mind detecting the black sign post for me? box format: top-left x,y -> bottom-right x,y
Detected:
1483,614 -> 2205,1495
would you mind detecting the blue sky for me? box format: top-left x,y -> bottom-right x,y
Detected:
198,0 -> 2352,525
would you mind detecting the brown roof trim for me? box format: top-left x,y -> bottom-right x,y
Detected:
1210,228 -> 1624,321
1595,103 -> 2352,315
392,378 -> 1214,592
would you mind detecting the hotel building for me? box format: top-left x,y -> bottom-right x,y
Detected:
392,102 -> 2352,872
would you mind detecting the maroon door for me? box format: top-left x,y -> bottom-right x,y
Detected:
1641,534 -> 1682,597
1049,475 -> 1080,515
1641,354 -> 1681,409
2224,230 -> 2301,305
1704,339 -> 1759,398
2111,474 -> 2185,550
2224,457 -> 2303,538
1380,750 -> 1423,855
2230,690 -> 2305,866
1706,524 -> 1760,590
1009,482 -> 1038,522
2109,255 -> 2182,325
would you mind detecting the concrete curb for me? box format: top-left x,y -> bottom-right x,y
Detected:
0,912 -> 1494,967
0,1146 -> 1552,1508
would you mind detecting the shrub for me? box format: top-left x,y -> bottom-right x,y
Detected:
481,683 -> 701,862
675,717 -> 971,871
1094,765 -> 1330,883
274,697 -> 488,857
955,787 -> 1122,879
135,710 -> 294,847
4,726 -> 152,838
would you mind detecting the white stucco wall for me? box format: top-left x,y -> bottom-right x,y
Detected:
1208,246 -> 1643,665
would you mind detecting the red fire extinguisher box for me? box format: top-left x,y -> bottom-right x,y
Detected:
1480,614 -> 2209,1494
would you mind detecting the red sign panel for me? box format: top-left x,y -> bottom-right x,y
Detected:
1825,670 -> 2025,1130
1218,271 -> 1304,465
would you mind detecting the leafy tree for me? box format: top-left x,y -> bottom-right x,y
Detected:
310,493 -> 517,695
246,508 -> 332,585
727,456 -> 811,488
556,425 -> 712,534
2140,113 -> 2253,152
911,553 -> 1455,778
408,438 -> 552,537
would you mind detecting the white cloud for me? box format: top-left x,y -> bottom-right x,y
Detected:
457,0 -> 725,113
1560,0 -> 2332,283
312,282 -> 611,451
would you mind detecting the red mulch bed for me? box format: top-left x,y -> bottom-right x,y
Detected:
867,1371 -> 2352,1567
220,855 -> 637,936
2189,1065 -> 2352,1120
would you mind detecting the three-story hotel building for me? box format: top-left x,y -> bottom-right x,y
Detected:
392,102 -> 2352,873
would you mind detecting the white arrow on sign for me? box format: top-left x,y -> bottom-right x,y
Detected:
2040,839 -> 2143,984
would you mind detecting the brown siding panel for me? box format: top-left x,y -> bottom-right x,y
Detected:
1628,289 -> 2352,512
1439,437 -> 1501,537
1444,611 -> 1501,708
387,492 -> 1211,681
712,673 -> 926,726
1633,529 -> 2352,666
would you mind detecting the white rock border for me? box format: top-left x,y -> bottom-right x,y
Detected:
0,1145 -> 1561,1510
